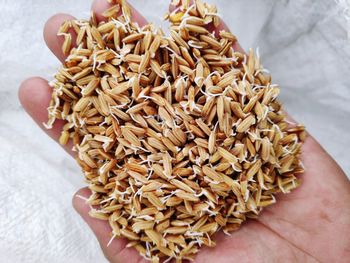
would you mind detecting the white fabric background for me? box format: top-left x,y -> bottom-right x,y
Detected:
0,0 -> 349,262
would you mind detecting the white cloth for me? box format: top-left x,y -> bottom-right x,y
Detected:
0,0 -> 349,262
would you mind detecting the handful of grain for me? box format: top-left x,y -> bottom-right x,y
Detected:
47,0 -> 306,261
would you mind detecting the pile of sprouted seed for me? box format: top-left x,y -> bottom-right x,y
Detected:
46,0 -> 306,261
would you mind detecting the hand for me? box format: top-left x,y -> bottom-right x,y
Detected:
18,0 -> 350,262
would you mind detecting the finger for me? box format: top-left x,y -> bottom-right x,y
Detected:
73,188 -> 144,263
18,77 -> 74,155
92,0 -> 148,27
169,1 -> 244,52
30,1 -> 149,155
44,13 -> 77,62
44,1 -> 148,63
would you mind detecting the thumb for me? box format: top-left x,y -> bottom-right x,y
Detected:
72,188 -> 142,263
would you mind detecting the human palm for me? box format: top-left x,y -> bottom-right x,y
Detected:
195,137 -> 350,263
19,0 -> 350,262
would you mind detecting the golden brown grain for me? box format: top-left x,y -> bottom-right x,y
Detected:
47,1 -> 305,261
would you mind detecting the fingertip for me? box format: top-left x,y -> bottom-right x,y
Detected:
44,13 -> 76,62
43,13 -> 64,42
92,0 -> 148,27
91,0 -> 113,23
18,77 -> 53,129
19,77 -> 50,113
18,77 -> 70,151
18,77 -> 34,106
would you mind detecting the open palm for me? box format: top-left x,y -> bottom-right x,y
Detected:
19,0 -> 350,262
194,137 -> 350,263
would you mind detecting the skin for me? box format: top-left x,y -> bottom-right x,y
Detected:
18,0 -> 350,262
